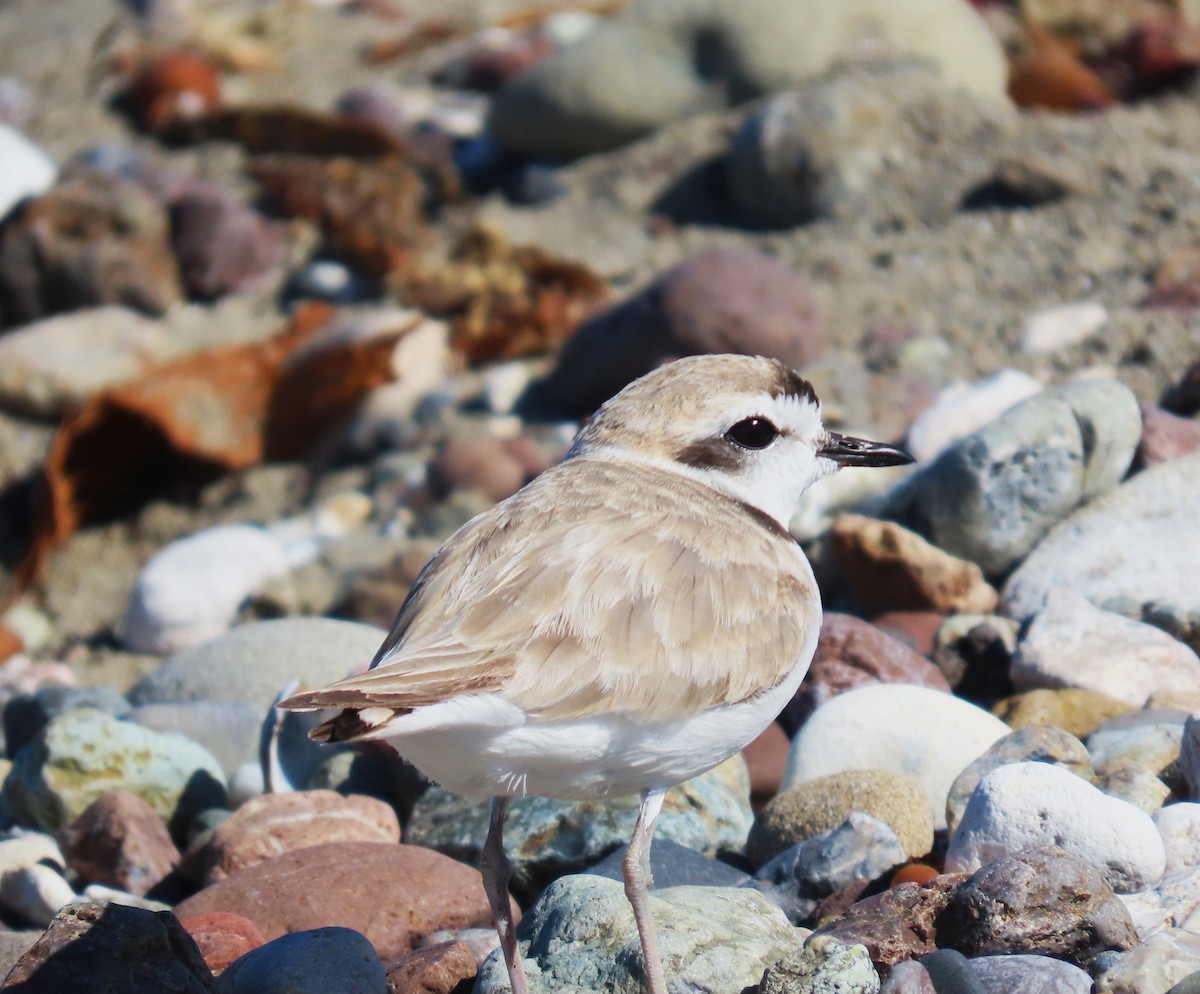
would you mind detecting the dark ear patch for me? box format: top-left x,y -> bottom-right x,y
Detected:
770,368 -> 819,406
676,437 -> 743,472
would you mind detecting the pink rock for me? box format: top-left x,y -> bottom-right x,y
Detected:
60,791 -> 180,897
179,911 -> 265,975
427,434 -> 550,503
385,940 -> 477,994
1136,403 -> 1200,468
742,722 -> 790,808
872,611 -> 946,659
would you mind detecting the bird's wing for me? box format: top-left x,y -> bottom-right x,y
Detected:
281,458 -> 818,724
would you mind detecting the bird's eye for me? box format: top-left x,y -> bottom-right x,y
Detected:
725,416 -> 779,450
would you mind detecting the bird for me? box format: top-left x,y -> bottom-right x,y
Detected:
279,353 -> 913,994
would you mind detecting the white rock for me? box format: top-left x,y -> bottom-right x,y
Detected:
946,761 -> 1166,893
1020,301 -> 1107,354
118,524 -> 291,655
0,834 -> 64,877
0,865 -> 76,927
904,369 -> 1043,463
781,684 -> 1010,830
0,307 -> 177,417
1094,928 -> 1200,994
0,124 -> 56,222
1155,803 -> 1200,874
81,883 -> 171,912
1010,588 -> 1200,706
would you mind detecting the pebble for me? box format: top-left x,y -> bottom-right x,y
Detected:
945,724 -> 1095,835
2,707 -> 227,836
127,49 -> 221,132
1003,451 -> 1200,639
743,722 -> 790,806
782,684 -> 1010,830
1056,378 -> 1143,500
750,769 -> 932,870
760,935 -> 879,994
0,833 -> 66,878
173,841 -> 496,962
128,616 -> 385,710
939,846 -> 1138,970
179,911 -> 266,975
60,791 -> 180,896
488,0 -> 1005,158
587,836 -> 750,891
1011,589 -> 1200,706
0,124 -> 56,222
474,874 -> 805,994
968,953 -> 1093,994
1182,715 -> 1200,800
127,700 -> 262,778
919,949 -> 985,994
905,370 -> 1043,464
932,614 -> 1019,700
880,960 -> 936,993
828,514 -> 999,616
0,863 -> 77,927
1,900 -> 213,993
1088,708 -> 1190,779
945,761 -> 1166,893
407,759 -> 751,895
531,249 -> 825,417
426,434 -> 551,504
1157,803 -> 1200,873
1097,763 -> 1171,817
203,790 -> 400,884
1020,302 -> 1108,353
4,683 -> 131,759
871,612 -> 945,659
781,614 -> 950,733
385,941 -> 477,994
992,688 -> 1135,738
1137,404 -> 1200,469
214,926 -> 387,994
1094,928 -> 1200,994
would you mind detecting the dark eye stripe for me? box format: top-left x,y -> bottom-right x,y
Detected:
725,417 -> 778,450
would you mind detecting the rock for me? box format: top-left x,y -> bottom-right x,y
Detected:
782,684 -> 1010,830
426,434 -> 551,504
727,59 -> 1012,229
0,125 -> 55,222
932,614 -> 1019,701
1011,590 -> 1200,706
968,953 -> 1092,994
488,0 -> 1006,158
1119,862 -> 1200,939
887,380 -> 1141,576
0,863 -> 77,927
1169,972 -> 1200,994
0,901 -> 213,993
4,708 -> 226,837
945,762 -> 1166,893
880,960 -> 936,993
127,49 -> 221,132
992,688 -> 1135,738
1094,928 -> 1200,994
760,935 -> 880,994
407,759 -> 750,895
939,846 -> 1138,970
179,911 -> 266,976
474,874 -> 804,994
1002,452 -> 1200,645
749,771 -> 932,869
172,842 -> 496,962
531,249 -> 824,417
0,307 -> 179,418
743,722 -> 790,805
586,837 -> 750,890
1137,405 -> 1200,468
60,791 -> 180,896
0,833 -> 65,878
214,927 -> 387,994
752,813 -> 908,924
828,515 -> 999,616
781,615 -> 950,733
127,701 -> 262,779
1088,708 -> 1190,778
385,941 -> 478,994
945,724 -> 1094,835
203,790 -> 400,884
1020,302 -> 1108,354
1097,764 -> 1171,817
0,167 -> 182,327
918,949 -> 985,994
169,183 -> 283,301
128,617 -> 386,710
872,612 -> 946,659
1157,803 -> 1200,873
418,928 -> 499,970
1182,716 -> 1200,800
905,370 -> 1043,464
3,684 -> 131,759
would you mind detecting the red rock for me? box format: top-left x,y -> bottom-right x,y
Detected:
203,790 -> 401,885
1135,404 -> 1200,468
128,50 -> 221,132
741,722 -> 790,807
386,940 -> 477,994
179,911 -> 265,975
60,791 -> 180,897
780,614 -> 951,733
872,612 -> 946,659
891,864 -> 940,888
172,841 -> 499,962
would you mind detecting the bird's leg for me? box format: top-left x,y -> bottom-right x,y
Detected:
623,787 -> 668,994
482,796 -> 528,994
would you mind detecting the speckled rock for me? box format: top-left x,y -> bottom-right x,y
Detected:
992,688 -> 1136,739
3,708 -> 226,837
1094,928 -> 1200,994
214,927 -> 387,994
783,684 -> 1010,830
759,935 -> 880,994
474,874 -> 805,994
906,370 -> 1043,464
749,771 -> 933,868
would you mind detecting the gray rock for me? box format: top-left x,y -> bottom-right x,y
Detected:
1183,716 -> 1200,801
4,684 -> 131,759
128,617 -> 386,710
1055,379 -> 1142,500
919,949 -> 985,994
586,838 -> 750,889
968,954 -> 1092,994
1097,763 -> 1171,816
406,760 -> 751,896
474,874 -> 805,994
215,927 -> 387,994
945,724 -> 1094,835
1088,708 -> 1191,778
1094,928 -> 1200,994
488,0 -> 1006,158
760,935 -> 879,994
127,700 -> 261,779
1118,863 -> 1200,939
3,708 -> 226,837
1170,970 -> 1200,994
1002,452 -> 1200,647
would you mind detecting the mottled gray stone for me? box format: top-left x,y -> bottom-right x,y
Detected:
1054,379 -> 1141,500
968,954 -> 1092,994
760,935 -> 879,994
1089,709 -> 1191,778
127,700 -> 261,779
4,685 -> 131,759
586,838 -> 749,889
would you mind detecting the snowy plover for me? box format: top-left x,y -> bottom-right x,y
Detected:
281,354 -> 912,994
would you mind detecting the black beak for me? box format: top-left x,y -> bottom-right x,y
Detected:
819,431 -> 915,468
